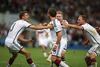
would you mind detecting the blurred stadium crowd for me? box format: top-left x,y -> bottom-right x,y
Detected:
0,0 -> 100,47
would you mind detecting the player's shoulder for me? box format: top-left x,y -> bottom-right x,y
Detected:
82,23 -> 92,27
62,20 -> 68,23
16,20 -> 28,23
49,19 -> 60,25
55,19 -> 60,22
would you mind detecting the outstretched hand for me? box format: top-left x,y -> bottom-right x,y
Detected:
27,40 -> 34,44
52,44 -> 58,51
62,22 -> 69,28
95,27 -> 100,30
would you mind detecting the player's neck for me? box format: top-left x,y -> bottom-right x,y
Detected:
21,19 -> 28,22
50,17 -> 55,21
83,22 -> 87,25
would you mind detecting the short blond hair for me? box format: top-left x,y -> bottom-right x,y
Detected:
56,11 -> 63,16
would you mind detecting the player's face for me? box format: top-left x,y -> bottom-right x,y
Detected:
77,16 -> 84,25
56,14 -> 63,21
23,13 -> 29,21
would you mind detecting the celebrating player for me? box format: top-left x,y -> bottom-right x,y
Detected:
31,8 -> 69,67
5,11 -> 37,67
36,23 -> 51,58
5,11 -> 51,67
47,11 -> 68,62
46,8 -> 69,67
63,15 -> 100,67
56,11 -> 68,62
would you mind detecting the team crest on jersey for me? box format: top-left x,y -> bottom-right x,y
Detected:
54,27 -> 58,32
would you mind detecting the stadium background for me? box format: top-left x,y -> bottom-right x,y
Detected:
0,0 -> 100,48
0,0 -> 100,67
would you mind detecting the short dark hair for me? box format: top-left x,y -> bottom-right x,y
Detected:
19,11 -> 28,19
80,15 -> 87,22
48,8 -> 57,17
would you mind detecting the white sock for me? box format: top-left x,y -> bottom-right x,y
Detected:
88,62 -> 97,67
30,63 -> 36,67
94,62 -> 97,67
47,54 -> 51,60
60,61 -> 69,67
43,52 -> 47,57
6,64 -> 11,67
92,62 -> 97,67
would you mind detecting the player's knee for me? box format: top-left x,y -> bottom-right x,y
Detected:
90,52 -> 97,59
85,56 -> 96,66
51,56 -> 57,62
85,56 -> 91,63
61,57 -> 65,61
12,53 -> 18,58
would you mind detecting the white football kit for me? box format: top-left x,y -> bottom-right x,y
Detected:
49,19 -> 63,57
5,20 -> 31,52
36,29 -> 51,46
81,23 -> 100,56
60,20 -> 68,53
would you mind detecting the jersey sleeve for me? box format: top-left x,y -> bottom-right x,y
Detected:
53,19 -> 62,32
81,23 -> 88,30
23,21 -> 31,27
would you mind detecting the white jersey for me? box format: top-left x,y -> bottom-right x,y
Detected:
49,19 -> 62,43
81,23 -> 100,46
61,20 -> 68,41
5,20 -> 31,43
36,29 -> 47,39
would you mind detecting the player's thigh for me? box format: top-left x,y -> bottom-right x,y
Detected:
60,39 -> 67,50
52,44 -> 62,57
87,45 -> 100,56
5,42 -> 23,53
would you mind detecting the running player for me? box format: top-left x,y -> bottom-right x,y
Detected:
63,15 -> 100,67
47,11 -> 68,62
36,23 -> 50,58
30,8 -> 69,67
5,11 -> 36,67
45,8 -> 69,67
56,11 -> 68,62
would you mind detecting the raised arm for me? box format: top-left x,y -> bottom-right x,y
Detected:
29,24 -> 53,30
63,22 -> 84,30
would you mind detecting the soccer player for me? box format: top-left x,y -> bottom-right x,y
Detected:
56,11 -> 68,62
5,11 -> 36,67
36,23 -> 51,58
32,8 -> 69,67
45,8 -> 69,67
47,11 -> 68,62
63,15 -> 100,67
5,11 -> 51,67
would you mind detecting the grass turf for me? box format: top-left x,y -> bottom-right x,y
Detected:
0,47 -> 100,67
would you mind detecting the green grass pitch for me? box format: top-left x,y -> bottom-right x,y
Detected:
0,47 -> 100,67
